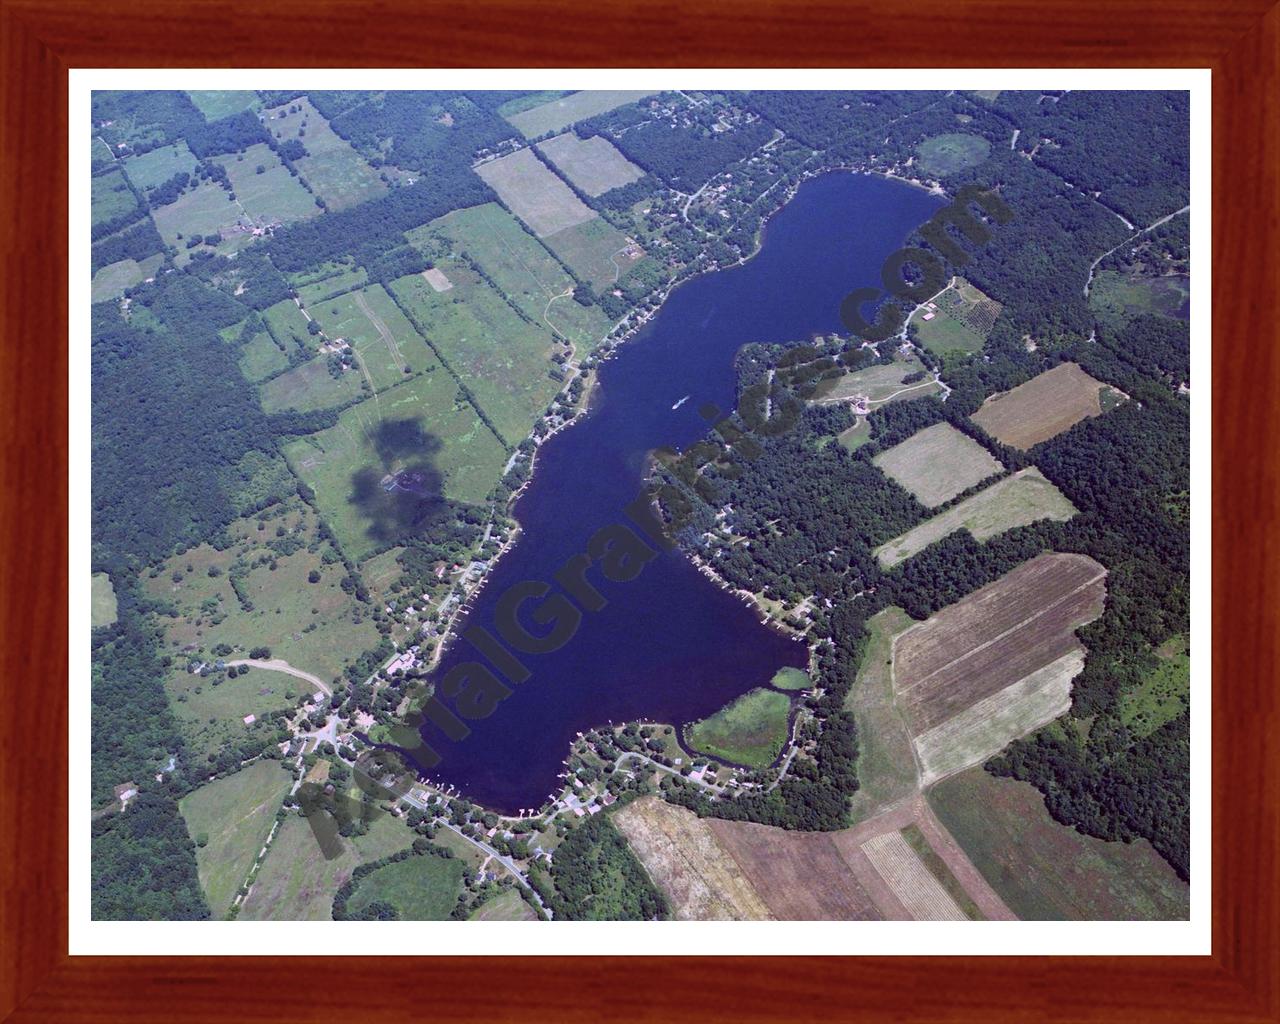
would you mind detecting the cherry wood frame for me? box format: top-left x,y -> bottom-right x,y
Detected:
2,1 -> 1275,1020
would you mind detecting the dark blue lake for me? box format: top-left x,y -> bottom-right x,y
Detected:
418,172 -> 943,812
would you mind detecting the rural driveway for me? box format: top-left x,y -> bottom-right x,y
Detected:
228,658 -> 331,696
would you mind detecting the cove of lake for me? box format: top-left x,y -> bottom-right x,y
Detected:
416,171 -> 944,813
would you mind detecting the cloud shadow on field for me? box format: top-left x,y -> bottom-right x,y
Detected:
348,417 -> 454,547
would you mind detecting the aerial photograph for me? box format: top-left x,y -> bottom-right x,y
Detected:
89,87 -> 1191,923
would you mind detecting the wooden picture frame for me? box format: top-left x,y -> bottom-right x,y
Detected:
2,1 -> 1274,1019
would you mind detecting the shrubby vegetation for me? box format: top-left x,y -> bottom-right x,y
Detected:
545,813 -> 669,920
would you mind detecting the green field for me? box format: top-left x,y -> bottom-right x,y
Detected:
305,284 -> 439,391
122,142 -> 198,190
496,91 -> 572,118
1089,270 -> 1190,322
836,418 -> 871,452
236,327 -> 290,383
282,373 -> 507,561
216,143 -> 319,226
91,253 -> 163,303
91,572 -> 117,627
294,262 -> 369,305
505,90 -> 658,138
468,887 -> 537,920
810,356 -> 940,407
149,179 -> 247,265
845,607 -> 919,823
141,497 -> 381,687
874,468 -> 1077,569
928,766 -> 1189,920
389,265 -> 561,445
1119,636 -> 1190,737
263,97 -> 386,212
187,90 -> 260,121
263,298 -> 313,351
346,852 -> 467,920
239,810 -> 415,921
915,133 -> 992,177
258,355 -> 366,413
770,667 -> 810,691
538,132 -> 645,197
684,688 -> 791,769
417,203 -> 611,352
178,760 -> 292,918
912,308 -> 983,357
91,168 -> 139,227
542,217 -> 636,290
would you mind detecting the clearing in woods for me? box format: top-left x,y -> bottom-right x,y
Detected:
809,355 -> 941,408
388,263 -> 563,446
263,97 -> 387,212
874,467 -> 1077,568
345,851 -> 467,920
214,143 -> 319,227
121,141 -> 198,191
178,760 -> 293,918
416,202 -> 611,352
611,797 -> 772,920
892,552 -> 1106,783
971,361 -> 1126,450
537,132 -> 645,196
504,90 -> 659,138
149,179 -> 249,265
872,422 -> 1004,508
929,766 -> 1190,920
91,253 -> 164,303
915,133 -> 992,177
91,167 -> 140,227
474,148 -> 596,238
91,572 -> 118,627
911,277 -> 1003,358
469,888 -> 537,920
186,89 -> 260,120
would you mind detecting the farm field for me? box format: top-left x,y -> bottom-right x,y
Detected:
281,373 -> 507,561
186,89 -> 260,120
258,353 -> 365,413
140,497 -> 381,685
178,760 -> 292,918
263,297 -> 313,350
929,766 -> 1190,920
239,810 -> 414,921
875,467 -> 1077,568
294,263 -> 369,305
389,264 -> 561,445
542,216 -> 640,290
90,253 -> 163,303
215,143 -> 319,226
122,141 -> 198,190
263,97 -> 386,211
846,607 -> 919,823
893,552 -> 1106,780
915,133 -> 991,176
810,355 -> 940,407
860,829 -> 968,920
474,148 -> 596,238
683,688 -> 790,769
911,278 -> 1002,358
612,796 -> 771,920
91,167 -> 139,227
236,326 -> 290,383
345,852 -> 466,920
149,179 -> 246,264
91,572 -> 117,627
304,283 -> 439,391
417,203 -> 611,351
537,132 -> 645,196
872,422 -> 1004,508
504,90 -> 658,138
468,888 -> 537,921
971,361 -> 1125,450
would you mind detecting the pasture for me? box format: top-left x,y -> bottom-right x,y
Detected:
612,796 -> 772,920
475,148 -> 596,238
122,141 -> 198,190
263,96 -> 386,211
809,356 -> 940,407
860,830 -> 968,920
928,765 -> 1190,920
417,203 -> 610,351
389,264 -> 562,445
542,216 -> 639,289
915,133 -> 992,176
236,327 -> 289,383
178,760 -> 292,918
469,888 -> 537,921
912,278 -> 1002,358
91,572 -> 117,627
186,89 -> 260,120
91,167 -> 139,227
141,497 -> 381,686
305,284 -> 439,391
258,354 -> 365,414
281,373 -> 507,561
294,262 -> 369,305
345,852 -> 466,920
537,132 -> 645,196
215,143 -> 319,226
149,179 -> 245,264
971,361 -> 1124,450
239,810 -> 415,920
875,467 -> 1077,568
91,253 -> 163,303
504,90 -> 658,138
872,422 -> 1004,508
683,688 -> 790,769
893,553 -> 1106,781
